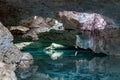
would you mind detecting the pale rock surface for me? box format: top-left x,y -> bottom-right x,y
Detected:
0,22 -> 33,79
0,62 -> 17,80
0,22 -> 22,65
56,11 -> 120,55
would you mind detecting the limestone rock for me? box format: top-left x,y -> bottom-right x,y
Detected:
56,11 -> 120,55
0,62 -> 17,80
23,16 -> 64,40
0,22 -> 22,65
0,22 -> 33,70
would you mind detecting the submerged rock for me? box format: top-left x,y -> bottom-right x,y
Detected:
45,43 -> 65,50
18,52 -> 33,69
56,11 -> 120,55
22,16 -> 64,40
0,22 -> 34,79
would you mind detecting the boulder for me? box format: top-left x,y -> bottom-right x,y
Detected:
55,11 -> 120,55
55,11 -> 118,30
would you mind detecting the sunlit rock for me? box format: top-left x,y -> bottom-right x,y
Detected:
45,43 -> 65,50
23,16 -> 64,40
15,42 -> 33,49
56,11 -> 120,55
44,49 -> 63,60
0,62 -> 17,80
55,11 -> 109,30
17,66 -> 38,79
10,26 -> 29,32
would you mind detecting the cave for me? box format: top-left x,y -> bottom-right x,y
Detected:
0,0 -> 120,80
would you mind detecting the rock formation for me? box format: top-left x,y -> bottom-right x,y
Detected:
22,16 -> 64,40
0,22 -> 22,66
0,22 -> 33,79
55,11 -> 120,55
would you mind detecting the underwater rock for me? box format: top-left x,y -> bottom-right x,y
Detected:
18,52 -> 33,69
22,16 -> 64,40
44,49 -> 63,60
17,66 -> 38,79
0,62 -> 17,80
15,42 -> 33,50
56,11 -> 120,55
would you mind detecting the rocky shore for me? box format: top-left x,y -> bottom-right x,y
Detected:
0,22 -> 33,80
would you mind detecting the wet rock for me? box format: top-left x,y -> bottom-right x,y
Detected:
22,16 -> 64,40
18,52 -> 33,69
0,62 -> 17,80
56,11 -> 120,55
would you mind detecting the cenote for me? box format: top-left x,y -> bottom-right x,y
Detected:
15,48 -> 120,80
0,0 -> 120,80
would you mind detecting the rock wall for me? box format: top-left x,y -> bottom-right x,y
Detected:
0,0 -> 120,26
0,22 -> 22,65
0,22 -> 33,69
56,11 -> 120,55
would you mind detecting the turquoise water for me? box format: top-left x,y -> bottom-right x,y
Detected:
16,50 -> 120,80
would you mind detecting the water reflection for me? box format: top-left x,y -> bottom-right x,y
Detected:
16,50 -> 120,80
44,49 -> 63,60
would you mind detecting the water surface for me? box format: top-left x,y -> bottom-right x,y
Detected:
16,50 -> 120,80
